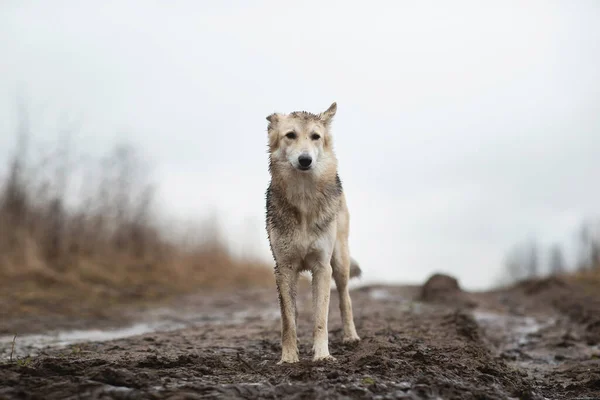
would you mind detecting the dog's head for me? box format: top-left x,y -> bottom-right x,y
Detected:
266,102 -> 337,175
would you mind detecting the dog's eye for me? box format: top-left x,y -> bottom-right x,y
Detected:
311,133 -> 321,140
285,132 -> 297,139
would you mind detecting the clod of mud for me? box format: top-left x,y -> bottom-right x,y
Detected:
444,310 -> 482,342
419,273 -> 477,308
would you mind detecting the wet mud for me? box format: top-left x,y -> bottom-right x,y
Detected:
1,277 -> 599,399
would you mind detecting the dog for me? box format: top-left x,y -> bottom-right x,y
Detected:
265,102 -> 361,364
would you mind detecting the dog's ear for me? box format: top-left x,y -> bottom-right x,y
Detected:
320,102 -> 337,124
266,113 -> 279,124
266,113 -> 280,133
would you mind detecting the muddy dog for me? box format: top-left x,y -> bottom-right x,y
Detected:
265,102 -> 361,364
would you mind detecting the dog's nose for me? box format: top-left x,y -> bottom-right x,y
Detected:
298,155 -> 312,168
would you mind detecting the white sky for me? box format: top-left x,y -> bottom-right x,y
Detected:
1,0 -> 599,289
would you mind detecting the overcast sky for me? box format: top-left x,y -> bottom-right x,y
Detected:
1,0 -> 599,290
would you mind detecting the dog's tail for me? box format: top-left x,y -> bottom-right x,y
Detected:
349,257 -> 362,279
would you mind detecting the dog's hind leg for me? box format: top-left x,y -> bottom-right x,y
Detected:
275,266 -> 299,364
332,244 -> 360,343
311,261 -> 334,361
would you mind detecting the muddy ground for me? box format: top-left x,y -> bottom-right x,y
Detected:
1,274 -> 599,400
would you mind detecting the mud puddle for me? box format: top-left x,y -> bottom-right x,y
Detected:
1,296 -> 279,361
0,321 -> 185,361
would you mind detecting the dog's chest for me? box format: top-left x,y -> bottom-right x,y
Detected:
268,199 -> 337,258
289,215 -> 335,256
266,180 -> 341,261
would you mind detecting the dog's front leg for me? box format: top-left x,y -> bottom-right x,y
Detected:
275,266 -> 299,364
312,261 -> 334,361
332,249 -> 360,343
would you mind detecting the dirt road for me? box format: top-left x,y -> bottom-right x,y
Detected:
1,275 -> 599,399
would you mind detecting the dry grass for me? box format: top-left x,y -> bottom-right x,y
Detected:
568,267 -> 600,288
0,129 -> 273,323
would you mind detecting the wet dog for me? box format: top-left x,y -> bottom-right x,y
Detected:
265,102 -> 361,363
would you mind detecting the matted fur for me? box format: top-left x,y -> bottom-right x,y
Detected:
265,102 -> 361,364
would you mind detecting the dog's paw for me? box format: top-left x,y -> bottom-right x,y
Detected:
313,354 -> 337,362
277,355 -> 299,365
342,334 -> 361,344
